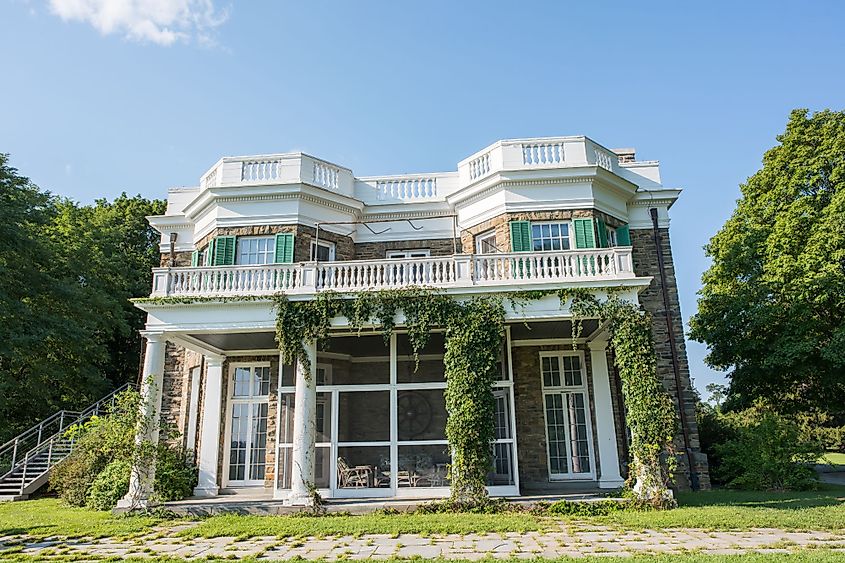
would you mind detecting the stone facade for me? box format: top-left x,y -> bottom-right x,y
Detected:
160,343 -> 202,449
354,238 -> 459,260
630,226 -> 710,490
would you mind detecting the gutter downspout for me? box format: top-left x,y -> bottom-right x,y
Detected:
649,207 -> 699,491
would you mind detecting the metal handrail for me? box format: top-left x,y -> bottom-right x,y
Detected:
0,382 -> 137,484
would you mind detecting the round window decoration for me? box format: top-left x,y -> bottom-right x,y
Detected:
397,391 -> 432,438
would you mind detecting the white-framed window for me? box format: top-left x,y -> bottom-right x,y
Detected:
237,236 -> 276,265
225,363 -> 272,486
539,352 -> 593,480
605,226 -> 618,247
476,230 -> 498,254
311,240 -> 336,261
531,222 -> 571,251
386,249 -> 431,259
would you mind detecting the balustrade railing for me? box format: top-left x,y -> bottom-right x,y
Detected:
521,142 -> 565,165
150,247 -> 635,298
376,177 -> 438,200
242,159 -> 283,182
468,152 -> 491,180
312,161 -> 340,190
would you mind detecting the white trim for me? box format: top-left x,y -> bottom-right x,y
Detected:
386,249 -> 432,259
538,350 -> 597,481
311,239 -> 336,261
222,363 -> 273,488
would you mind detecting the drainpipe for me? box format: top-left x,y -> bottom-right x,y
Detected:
649,207 -> 699,491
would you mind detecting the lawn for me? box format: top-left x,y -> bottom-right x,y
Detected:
0,498 -> 163,539
594,486 -> 845,531
819,452 -> 845,467
179,510 -> 546,539
1,486 -> 844,541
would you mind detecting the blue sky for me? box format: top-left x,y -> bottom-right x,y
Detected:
3,1 -> 844,396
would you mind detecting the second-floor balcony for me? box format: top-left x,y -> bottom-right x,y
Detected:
150,247 -> 637,299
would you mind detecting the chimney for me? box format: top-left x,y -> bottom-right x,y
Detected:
612,148 -> 636,163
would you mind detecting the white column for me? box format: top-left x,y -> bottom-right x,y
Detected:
194,355 -> 225,496
589,339 -> 624,489
286,340 -> 317,506
117,332 -> 167,510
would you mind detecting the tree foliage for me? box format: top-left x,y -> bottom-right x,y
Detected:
690,109 -> 845,420
0,153 -> 164,441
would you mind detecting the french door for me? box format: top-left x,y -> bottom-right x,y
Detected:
540,353 -> 595,480
226,364 -> 271,486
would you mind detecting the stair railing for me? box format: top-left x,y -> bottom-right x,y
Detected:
0,382 -> 137,484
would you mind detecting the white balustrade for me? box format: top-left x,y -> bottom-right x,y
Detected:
312,161 -> 340,190
468,152 -> 491,180
150,248 -> 634,298
521,142 -> 565,165
376,177 -> 438,200
593,148 -> 614,171
203,168 -> 218,188
242,159 -> 283,182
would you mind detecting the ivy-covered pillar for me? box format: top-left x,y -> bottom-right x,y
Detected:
287,339 -> 317,506
117,332 -> 166,510
588,338 -> 624,489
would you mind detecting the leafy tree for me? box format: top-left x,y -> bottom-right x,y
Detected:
690,109 -> 845,421
706,383 -> 728,409
0,154 -> 164,441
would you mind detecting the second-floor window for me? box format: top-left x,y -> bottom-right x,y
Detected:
476,231 -> 498,254
531,222 -> 571,251
237,236 -> 276,265
605,226 -> 618,247
386,249 -> 431,259
311,240 -> 336,261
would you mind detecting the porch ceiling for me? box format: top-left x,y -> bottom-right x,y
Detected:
187,319 -> 600,353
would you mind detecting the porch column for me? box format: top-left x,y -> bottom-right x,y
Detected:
194,354 -> 225,496
589,339 -> 625,489
287,340 -> 317,506
117,332 -> 166,510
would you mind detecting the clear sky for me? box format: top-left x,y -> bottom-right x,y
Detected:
2,1 -> 844,396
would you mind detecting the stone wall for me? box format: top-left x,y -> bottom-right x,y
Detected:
511,344 -> 606,491
160,343 -> 202,449
630,227 -> 710,490
353,238 -> 459,260
159,251 -> 194,267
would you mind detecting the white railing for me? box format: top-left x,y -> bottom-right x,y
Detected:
203,168 -> 218,188
521,142 -> 565,165
468,152 -> 491,180
312,160 -> 340,190
594,148 -> 614,171
376,177 -> 438,200
150,248 -> 635,298
242,159 -> 283,182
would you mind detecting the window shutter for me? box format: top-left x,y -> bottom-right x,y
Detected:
204,240 -> 214,266
212,236 -> 236,266
190,250 -> 199,267
574,218 -> 596,249
509,221 -> 531,252
617,224 -> 631,246
274,233 -> 295,264
596,217 -> 608,248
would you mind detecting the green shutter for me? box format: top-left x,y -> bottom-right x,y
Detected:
574,218 -> 596,249
190,250 -> 199,267
204,239 -> 214,266
509,221 -> 532,252
596,218 -> 608,248
274,233 -> 295,264
212,236 -> 236,266
617,224 -> 631,246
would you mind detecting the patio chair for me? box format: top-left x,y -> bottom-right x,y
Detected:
337,456 -> 371,488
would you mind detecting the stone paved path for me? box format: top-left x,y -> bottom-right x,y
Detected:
2,524 -> 845,560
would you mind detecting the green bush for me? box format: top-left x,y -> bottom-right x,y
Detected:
715,403 -> 822,491
49,447 -> 102,507
153,445 -> 197,502
86,459 -> 131,510
696,402 -> 735,486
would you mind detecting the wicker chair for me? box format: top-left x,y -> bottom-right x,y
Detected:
337,457 -> 371,488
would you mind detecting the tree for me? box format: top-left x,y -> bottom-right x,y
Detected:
690,109 -> 845,421
705,383 -> 728,409
0,153 -> 164,441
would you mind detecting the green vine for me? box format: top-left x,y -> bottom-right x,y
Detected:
560,289 -> 678,508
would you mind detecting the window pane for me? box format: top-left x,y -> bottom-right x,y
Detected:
337,446 -> 390,488
398,445 -> 450,487
233,367 -> 251,397
397,389 -> 447,441
493,392 -> 512,440
562,356 -> 582,386
544,394 -> 568,474
248,403 -> 269,480
488,442 -> 514,486
321,335 -> 390,385
397,333 -> 445,383
567,393 -> 591,473
338,391 -> 389,442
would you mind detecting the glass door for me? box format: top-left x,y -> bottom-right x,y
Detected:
540,353 -> 594,480
226,365 -> 271,486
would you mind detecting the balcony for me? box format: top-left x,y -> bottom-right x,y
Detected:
150,247 -> 636,299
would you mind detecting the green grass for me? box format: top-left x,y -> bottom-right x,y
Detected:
819,452 -> 845,466
179,510 -> 545,539
0,498 -> 164,539
593,485 -> 845,530
3,553 -> 845,562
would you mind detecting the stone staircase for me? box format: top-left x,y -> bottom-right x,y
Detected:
0,383 -> 136,501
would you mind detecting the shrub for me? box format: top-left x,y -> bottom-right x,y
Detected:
715,403 -> 822,491
542,499 -> 631,516
50,447 -> 102,507
153,445 -> 197,502
87,459 -> 131,510
695,401 -> 735,485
